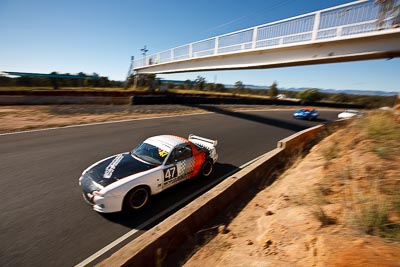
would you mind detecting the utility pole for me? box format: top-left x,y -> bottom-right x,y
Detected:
125,56 -> 134,89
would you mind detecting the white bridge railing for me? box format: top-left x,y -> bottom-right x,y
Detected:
133,0 -> 397,69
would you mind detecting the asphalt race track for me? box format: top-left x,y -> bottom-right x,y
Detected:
0,107 -> 339,266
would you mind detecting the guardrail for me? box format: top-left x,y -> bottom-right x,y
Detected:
133,0 -> 395,70
97,119 -> 349,267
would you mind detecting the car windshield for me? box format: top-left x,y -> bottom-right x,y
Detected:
131,142 -> 168,166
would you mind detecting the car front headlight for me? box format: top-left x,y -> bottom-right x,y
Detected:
93,190 -> 105,198
93,191 -> 104,197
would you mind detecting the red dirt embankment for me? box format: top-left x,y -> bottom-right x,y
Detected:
184,113 -> 400,267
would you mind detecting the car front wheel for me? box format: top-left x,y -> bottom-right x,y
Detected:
124,186 -> 149,211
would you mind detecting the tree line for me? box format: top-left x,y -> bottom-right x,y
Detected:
0,72 -> 123,88
127,74 -> 397,109
1,72 -> 396,108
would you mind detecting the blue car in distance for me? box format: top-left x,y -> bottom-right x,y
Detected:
293,107 -> 319,120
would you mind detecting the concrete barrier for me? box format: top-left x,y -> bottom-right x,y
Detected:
97,120 -> 348,267
130,95 -> 364,109
0,92 -> 364,108
130,95 -> 301,106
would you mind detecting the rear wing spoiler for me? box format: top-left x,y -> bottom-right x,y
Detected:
188,134 -> 218,147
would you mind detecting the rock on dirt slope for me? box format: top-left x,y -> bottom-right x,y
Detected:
183,111 -> 400,267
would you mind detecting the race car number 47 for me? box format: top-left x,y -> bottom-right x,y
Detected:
164,166 -> 177,181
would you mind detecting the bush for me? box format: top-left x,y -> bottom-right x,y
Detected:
297,89 -> 323,102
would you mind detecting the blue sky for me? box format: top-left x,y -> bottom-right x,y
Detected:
0,0 -> 399,92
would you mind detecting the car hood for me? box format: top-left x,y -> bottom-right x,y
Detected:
83,152 -> 156,187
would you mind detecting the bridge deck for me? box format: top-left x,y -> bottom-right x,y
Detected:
132,0 -> 400,74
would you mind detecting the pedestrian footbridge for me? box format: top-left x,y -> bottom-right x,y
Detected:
132,0 -> 400,74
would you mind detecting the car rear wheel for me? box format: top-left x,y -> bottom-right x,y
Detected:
124,186 -> 149,211
201,160 -> 213,177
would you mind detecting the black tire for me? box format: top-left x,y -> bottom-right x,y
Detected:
201,160 -> 213,177
124,186 -> 150,211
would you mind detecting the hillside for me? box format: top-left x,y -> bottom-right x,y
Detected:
183,111 -> 400,266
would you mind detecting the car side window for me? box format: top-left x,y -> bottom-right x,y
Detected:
167,145 -> 192,164
179,145 -> 192,160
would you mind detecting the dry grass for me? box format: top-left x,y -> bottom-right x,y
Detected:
0,86 -> 132,92
362,111 -> 400,159
315,111 -> 400,240
321,139 -> 340,161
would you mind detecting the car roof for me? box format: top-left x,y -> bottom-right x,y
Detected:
144,135 -> 188,152
300,107 -> 315,111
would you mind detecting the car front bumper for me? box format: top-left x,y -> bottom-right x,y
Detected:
81,191 -> 123,213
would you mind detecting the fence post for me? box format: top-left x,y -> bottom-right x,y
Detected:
312,11 -> 321,40
214,37 -> 219,55
337,26 -> 343,38
252,26 -> 258,49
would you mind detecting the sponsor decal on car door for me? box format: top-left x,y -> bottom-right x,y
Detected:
162,157 -> 193,189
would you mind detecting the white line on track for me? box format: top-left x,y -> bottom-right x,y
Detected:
74,154 -> 267,267
0,108 -> 290,137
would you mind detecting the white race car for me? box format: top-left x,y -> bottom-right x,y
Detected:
79,134 -> 218,213
338,110 -> 364,119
